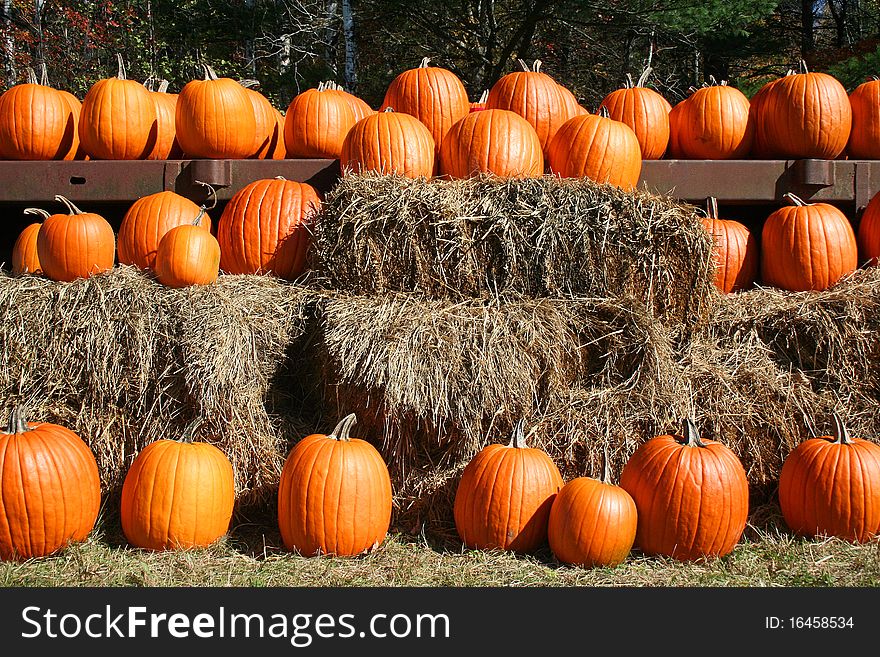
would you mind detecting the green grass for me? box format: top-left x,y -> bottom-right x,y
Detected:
2,502 -> 879,587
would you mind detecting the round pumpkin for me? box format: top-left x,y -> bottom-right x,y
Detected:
748,75 -> 784,158
547,107 -> 642,190
665,99 -> 687,158
217,178 -> 320,279
858,189 -> 880,265
599,68 -> 671,160
701,196 -> 759,293
847,78 -> 880,159
324,82 -> 374,122
79,54 -> 157,160
619,418 -> 749,561
147,80 -> 182,160
0,407 -> 101,561
267,108 -> 287,160
57,87 -> 83,160
340,108 -> 435,178
277,413 -> 393,557
284,82 -> 358,159
676,80 -> 753,159
120,437 -> 235,551
154,208 -> 220,287
381,56 -> 470,158
118,191 -> 208,270
439,108 -> 544,179
556,83 -> 589,119
779,414 -> 880,543
547,472 -> 638,568
37,195 -> 115,282
12,209 -> 46,276
176,64 -> 257,159
453,421 -> 564,553
243,84 -> 278,159
761,193 -> 857,292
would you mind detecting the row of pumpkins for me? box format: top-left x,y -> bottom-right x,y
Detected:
1,407 -> 878,566
2,56 -> 880,188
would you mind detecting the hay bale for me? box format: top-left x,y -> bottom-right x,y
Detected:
0,266 -> 316,507
310,172 -> 718,330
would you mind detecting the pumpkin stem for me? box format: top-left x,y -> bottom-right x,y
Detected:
23,208 -> 50,220
329,413 -> 358,442
799,59 -> 809,75
419,57 -> 431,68
40,63 -> 48,86
680,418 -> 708,448
602,446 -> 611,485
54,195 -> 85,215
532,60 -> 542,73
157,79 -> 169,94
636,66 -> 653,88
783,192 -> 809,207
116,53 -> 127,80
624,73 -> 634,89
203,64 -> 219,81
383,107 -> 395,113
508,419 -> 530,449
26,67 -> 38,85
193,180 -> 218,211
239,78 -> 260,89
831,413 -> 854,445
477,89 -> 488,104
598,105 -> 610,119
5,406 -> 28,434
517,58 -> 530,72
706,197 -> 719,220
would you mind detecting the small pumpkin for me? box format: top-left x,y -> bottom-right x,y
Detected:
11,209 -> 46,276
848,77 -> 880,159
779,414 -> 880,543
701,197 -> 759,293
599,67 -> 671,160
0,407 -> 101,561
453,421 -> 564,553
277,413 -> 392,557
620,418 -> 749,561
340,108 -> 435,178
36,195 -> 115,282
154,206 -> 220,287
284,81 -> 358,159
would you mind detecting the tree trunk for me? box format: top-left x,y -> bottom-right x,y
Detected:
3,0 -> 15,87
325,1 -> 339,78
800,0 -> 815,56
341,0 -> 356,91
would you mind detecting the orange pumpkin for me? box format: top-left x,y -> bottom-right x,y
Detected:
748,75 -> 783,158
676,80 -> 753,159
453,421 -> 564,553
620,419 -> 749,561
547,107 -> 642,190
761,193 -> 857,292
284,82 -> 357,159
701,197 -> 758,293
79,55 -> 157,160
340,108 -> 435,178
470,89 -> 489,113
118,191 -> 208,270
847,78 -> 880,159
37,195 -> 115,282
779,414 -> 880,543
120,437 -> 235,550
11,209 -> 45,276
858,189 -> 880,265
242,84 -> 277,159
325,82 -> 374,121
267,108 -> 287,160
599,68 -> 671,160
147,80 -> 182,160
154,208 -> 220,287
439,108 -> 544,179
277,413 -> 392,557
217,178 -> 320,279
56,87 -> 83,160
665,99 -> 687,158
0,407 -> 101,561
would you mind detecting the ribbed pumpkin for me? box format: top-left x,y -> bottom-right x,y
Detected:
748,75 -> 783,158
599,68 -> 671,160
176,64 -> 257,159
120,436 -> 235,551
268,108 -> 287,160
676,80 -> 754,159
755,62 -> 852,159
620,418 -> 749,561
0,407 -> 101,561
847,77 -> 880,159
547,465 -> 638,568
147,80 -> 182,160
381,57 -> 469,158
242,84 -> 277,159
217,178 -> 319,279
118,190 -> 208,270
761,193 -> 857,292
154,207 -> 220,287
57,87 -> 83,160
858,189 -> 880,265
665,99 -> 687,158
0,67 -> 79,160
779,414 -> 880,543
284,82 -> 357,159
486,59 -> 571,157
453,421 -> 564,553
547,107 -> 642,189
701,197 -> 758,293
470,89 -> 489,113
557,83 -> 589,119
277,413 -> 393,557
325,82 -> 374,122
37,195 -> 115,282
79,55 -> 157,160
11,209 -> 45,276
439,108 -> 544,179
340,108 -> 435,178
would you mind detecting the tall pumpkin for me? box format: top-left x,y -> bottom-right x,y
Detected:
619,419 -> 749,561
277,414 -> 392,557
217,178 -> 319,279
761,193 -> 857,292
439,108 -> 544,179
37,195 -> 115,282
755,62 -> 851,159
381,57 -> 469,158
0,66 -> 79,160
701,197 -> 758,293
676,80 -> 753,160
147,80 -> 182,160
120,436 -> 235,550
118,191 -> 208,270
283,82 -> 357,159
176,64 -> 257,159
0,407 -> 101,561
340,108 -> 435,178
79,55 -> 157,160
154,207 -> 220,288
453,421 -> 564,553
779,414 -> 880,543
599,68 -> 671,160
847,77 -> 880,159
547,107 -> 642,190
12,209 -> 46,276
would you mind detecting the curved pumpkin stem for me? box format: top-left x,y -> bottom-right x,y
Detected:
598,105 -> 610,119
328,413 -> 358,442
239,78 -> 260,89
508,419 -> 531,449
476,89 -> 488,104
193,180 -> 218,211
517,58 -> 530,72
680,418 -> 708,448
783,192 -> 809,207
383,106 -> 395,113
23,208 -> 50,220
636,66 -> 653,88
706,197 -> 719,220
40,63 -> 48,87
157,79 -> 169,94
831,413 -> 854,445
54,195 -> 85,215
26,67 -> 38,85
116,53 -> 127,80
203,64 -> 219,81
419,56 -> 431,68
624,73 -> 635,89
799,60 -> 809,75
5,406 -> 28,434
